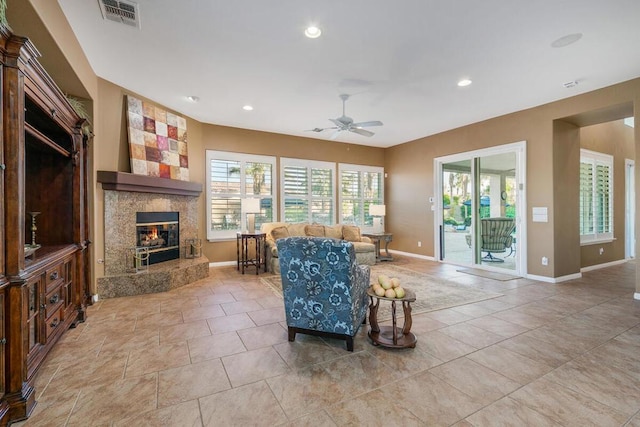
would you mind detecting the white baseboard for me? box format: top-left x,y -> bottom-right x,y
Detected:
634,292 -> 640,301
209,260 -> 236,268
525,259 -> 628,283
525,272 -> 582,283
388,249 -> 436,261
580,259 -> 628,272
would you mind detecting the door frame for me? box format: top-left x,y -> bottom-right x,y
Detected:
625,158 -> 635,259
434,141 -> 527,275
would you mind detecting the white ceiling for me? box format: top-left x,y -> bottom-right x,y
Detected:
57,0 -> 640,148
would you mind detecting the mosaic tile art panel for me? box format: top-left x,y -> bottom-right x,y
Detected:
126,95 -> 190,181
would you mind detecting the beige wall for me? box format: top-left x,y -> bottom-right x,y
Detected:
552,120 -> 580,277
386,108 -> 556,276
386,80 -> 640,280
579,120 -> 635,267
14,1 -> 640,296
7,0 -> 97,100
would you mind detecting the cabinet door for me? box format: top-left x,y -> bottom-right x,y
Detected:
24,277 -> 43,359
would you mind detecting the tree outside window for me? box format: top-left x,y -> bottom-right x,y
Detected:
206,151 -> 276,240
339,164 -> 384,229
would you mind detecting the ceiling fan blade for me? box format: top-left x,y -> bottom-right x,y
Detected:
329,130 -> 342,140
305,127 -> 338,132
352,120 -> 383,128
350,128 -> 374,137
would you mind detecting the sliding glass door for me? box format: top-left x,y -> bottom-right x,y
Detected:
441,159 -> 473,265
436,143 -> 525,275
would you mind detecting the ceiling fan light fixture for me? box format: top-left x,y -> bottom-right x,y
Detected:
457,78 -> 472,87
304,26 -> 322,39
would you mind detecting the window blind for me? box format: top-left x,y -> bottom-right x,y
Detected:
579,150 -> 613,243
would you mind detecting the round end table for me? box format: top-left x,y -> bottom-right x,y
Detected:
367,287 -> 417,349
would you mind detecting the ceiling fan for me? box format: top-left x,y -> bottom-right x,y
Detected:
308,94 -> 383,140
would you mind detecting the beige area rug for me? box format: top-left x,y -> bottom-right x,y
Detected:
261,264 -> 503,321
456,268 -> 520,281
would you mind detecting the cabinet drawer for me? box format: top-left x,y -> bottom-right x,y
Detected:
45,306 -> 64,339
45,263 -> 64,292
45,286 -> 65,319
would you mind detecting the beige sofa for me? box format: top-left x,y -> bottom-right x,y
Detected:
261,222 -> 377,274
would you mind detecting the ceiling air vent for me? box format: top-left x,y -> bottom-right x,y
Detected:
98,0 -> 140,28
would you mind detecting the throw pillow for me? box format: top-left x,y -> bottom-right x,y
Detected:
271,226 -> 290,241
342,225 -> 361,242
324,225 -> 343,240
304,224 -> 325,237
288,223 -> 307,236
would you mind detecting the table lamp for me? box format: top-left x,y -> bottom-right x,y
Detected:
369,204 -> 386,233
241,198 -> 261,233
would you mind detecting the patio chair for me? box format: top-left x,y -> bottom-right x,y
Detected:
479,217 -> 515,262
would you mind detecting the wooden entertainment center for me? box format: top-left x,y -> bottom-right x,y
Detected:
0,25 -> 90,424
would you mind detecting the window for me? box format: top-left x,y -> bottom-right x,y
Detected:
580,149 -> 613,244
281,158 -> 335,225
206,151 -> 276,240
339,163 -> 384,229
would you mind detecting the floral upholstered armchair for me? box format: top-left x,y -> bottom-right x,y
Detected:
276,237 -> 370,351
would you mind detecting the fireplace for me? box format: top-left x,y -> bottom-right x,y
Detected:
136,211 -> 180,265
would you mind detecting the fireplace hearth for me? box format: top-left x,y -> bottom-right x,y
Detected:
136,211 -> 179,265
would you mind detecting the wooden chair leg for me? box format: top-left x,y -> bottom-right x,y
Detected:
346,336 -> 354,352
287,327 -> 296,342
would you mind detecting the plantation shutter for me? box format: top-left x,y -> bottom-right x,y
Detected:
210,159 -> 241,231
579,150 -> 613,243
281,159 -> 335,225
339,165 -> 384,228
341,170 -> 361,224
595,163 -> 611,234
579,161 -> 594,236
283,165 -> 309,223
311,168 -> 333,224
206,151 -> 276,240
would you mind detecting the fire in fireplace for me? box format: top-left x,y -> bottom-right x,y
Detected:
136,212 -> 180,265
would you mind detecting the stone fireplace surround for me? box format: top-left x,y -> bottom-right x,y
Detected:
97,171 -> 209,298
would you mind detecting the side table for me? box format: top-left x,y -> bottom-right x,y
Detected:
367,287 -> 417,348
236,232 -> 267,275
363,232 -> 393,261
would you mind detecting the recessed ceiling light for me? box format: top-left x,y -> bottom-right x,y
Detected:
551,33 -> 583,48
457,79 -> 472,87
186,96 -> 200,102
304,26 -> 322,39
242,105 -> 253,111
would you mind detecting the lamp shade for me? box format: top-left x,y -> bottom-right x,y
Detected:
241,198 -> 261,213
369,204 -> 386,216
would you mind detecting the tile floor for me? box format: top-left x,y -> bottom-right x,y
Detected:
14,256 -> 640,426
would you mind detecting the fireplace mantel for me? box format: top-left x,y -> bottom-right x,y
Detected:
97,171 -> 202,196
